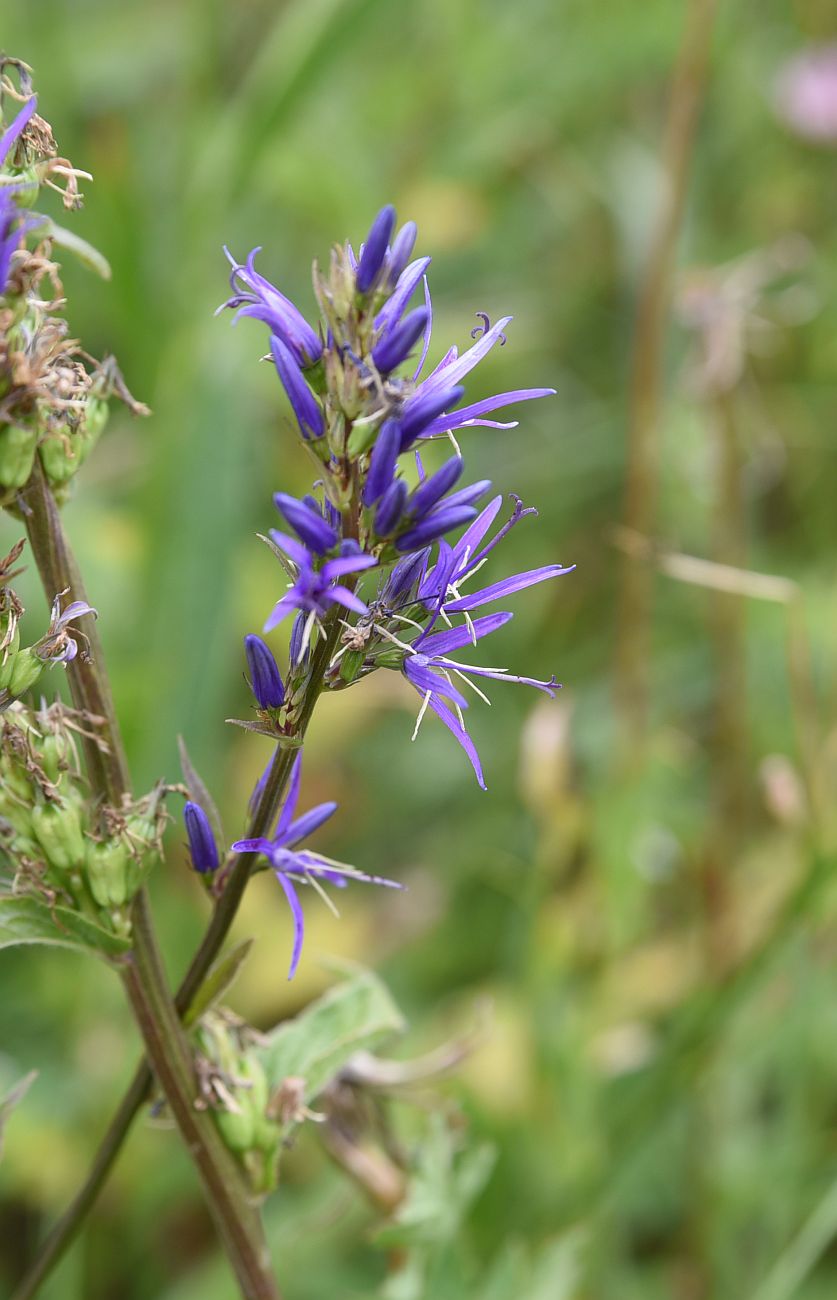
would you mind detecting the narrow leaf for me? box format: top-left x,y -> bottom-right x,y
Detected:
36,217 -> 112,279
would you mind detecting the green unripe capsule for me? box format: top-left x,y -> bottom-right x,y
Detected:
31,801 -> 87,874
0,425 -> 37,490
86,838 -> 132,909
7,648 -> 44,698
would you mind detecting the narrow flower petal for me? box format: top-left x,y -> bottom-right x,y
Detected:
372,306 -> 430,374
270,336 -> 325,439
376,256 -> 432,330
408,457 -> 464,520
404,656 -> 469,709
321,552 -> 378,580
325,585 -> 369,615
0,97 -> 37,168
281,801 -> 338,848
276,872 -> 305,979
417,316 -> 513,396
276,752 -> 303,839
444,564 -> 576,612
231,836 -> 276,856
420,388 -> 556,438
418,611 -> 514,657
426,695 -> 486,790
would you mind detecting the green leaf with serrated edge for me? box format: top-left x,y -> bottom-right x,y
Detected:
257,965 -> 404,1131
184,939 -> 254,1027
0,1071 -> 37,1161
0,895 -> 131,959
178,734 -> 225,851
32,217 -> 112,280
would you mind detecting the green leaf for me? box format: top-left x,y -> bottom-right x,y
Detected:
0,895 -> 131,960
0,1070 -> 37,1161
257,965 -> 404,1131
374,1115 -> 496,1249
34,217 -> 112,279
184,939 -> 254,1027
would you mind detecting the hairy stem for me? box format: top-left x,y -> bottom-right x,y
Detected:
13,617 -> 339,1299
15,468 -> 284,1300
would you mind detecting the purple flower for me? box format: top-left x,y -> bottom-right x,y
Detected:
376,256 -> 432,333
401,612 -> 558,788
184,802 -> 220,874
418,494 -> 575,617
404,311 -> 556,443
219,247 -> 322,365
270,336 -> 325,439
232,753 -> 402,978
265,531 -> 377,640
34,594 -> 97,665
356,205 -> 396,293
244,634 -> 285,710
397,384 -> 465,451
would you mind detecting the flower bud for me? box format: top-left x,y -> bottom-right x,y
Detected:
408,456 -> 464,520
374,479 -> 408,537
371,306 -> 429,374
395,503 -> 478,551
244,635 -> 285,710
387,221 -> 418,285
270,336 -> 325,440
356,205 -> 396,294
273,493 -> 336,553
362,418 -> 401,506
184,801 -> 220,874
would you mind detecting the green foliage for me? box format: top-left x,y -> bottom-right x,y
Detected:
0,895 -> 131,959
257,965 -> 405,1131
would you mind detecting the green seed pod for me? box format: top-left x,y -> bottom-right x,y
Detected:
86,838 -> 132,909
7,648 -> 44,698
214,1103 -> 256,1156
38,431 -> 79,486
30,801 -> 87,874
40,731 -> 72,786
339,648 -> 365,684
0,424 -> 37,490
75,397 -> 110,467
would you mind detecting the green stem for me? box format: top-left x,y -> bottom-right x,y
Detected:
14,468 -> 284,1299
13,616 -> 340,1299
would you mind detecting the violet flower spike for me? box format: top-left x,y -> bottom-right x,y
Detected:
244,634 -> 285,710
232,753 -> 402,979
184,802 -> 220,874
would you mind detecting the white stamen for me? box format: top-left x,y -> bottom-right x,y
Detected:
451,668 -> 491,705
412,691 -> 432,740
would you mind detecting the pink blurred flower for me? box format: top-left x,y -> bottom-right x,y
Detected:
775,45 -> 837,143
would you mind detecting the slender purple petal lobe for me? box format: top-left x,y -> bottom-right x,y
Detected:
220,247 -> 322,365
184,803 -> 220,874
444,564 -> 576,612
0,97 -> 37,168
375,479 -> 408,536
244,634 -> 285,709
409,456 -> 464,519
395,503 -> 477,551
356,204 -> 396,293
270,336 -> 325,439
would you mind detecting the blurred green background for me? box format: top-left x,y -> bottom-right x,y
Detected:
3,0 -> 837,1296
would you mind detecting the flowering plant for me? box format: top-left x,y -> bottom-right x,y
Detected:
0,62 -> 570,1299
